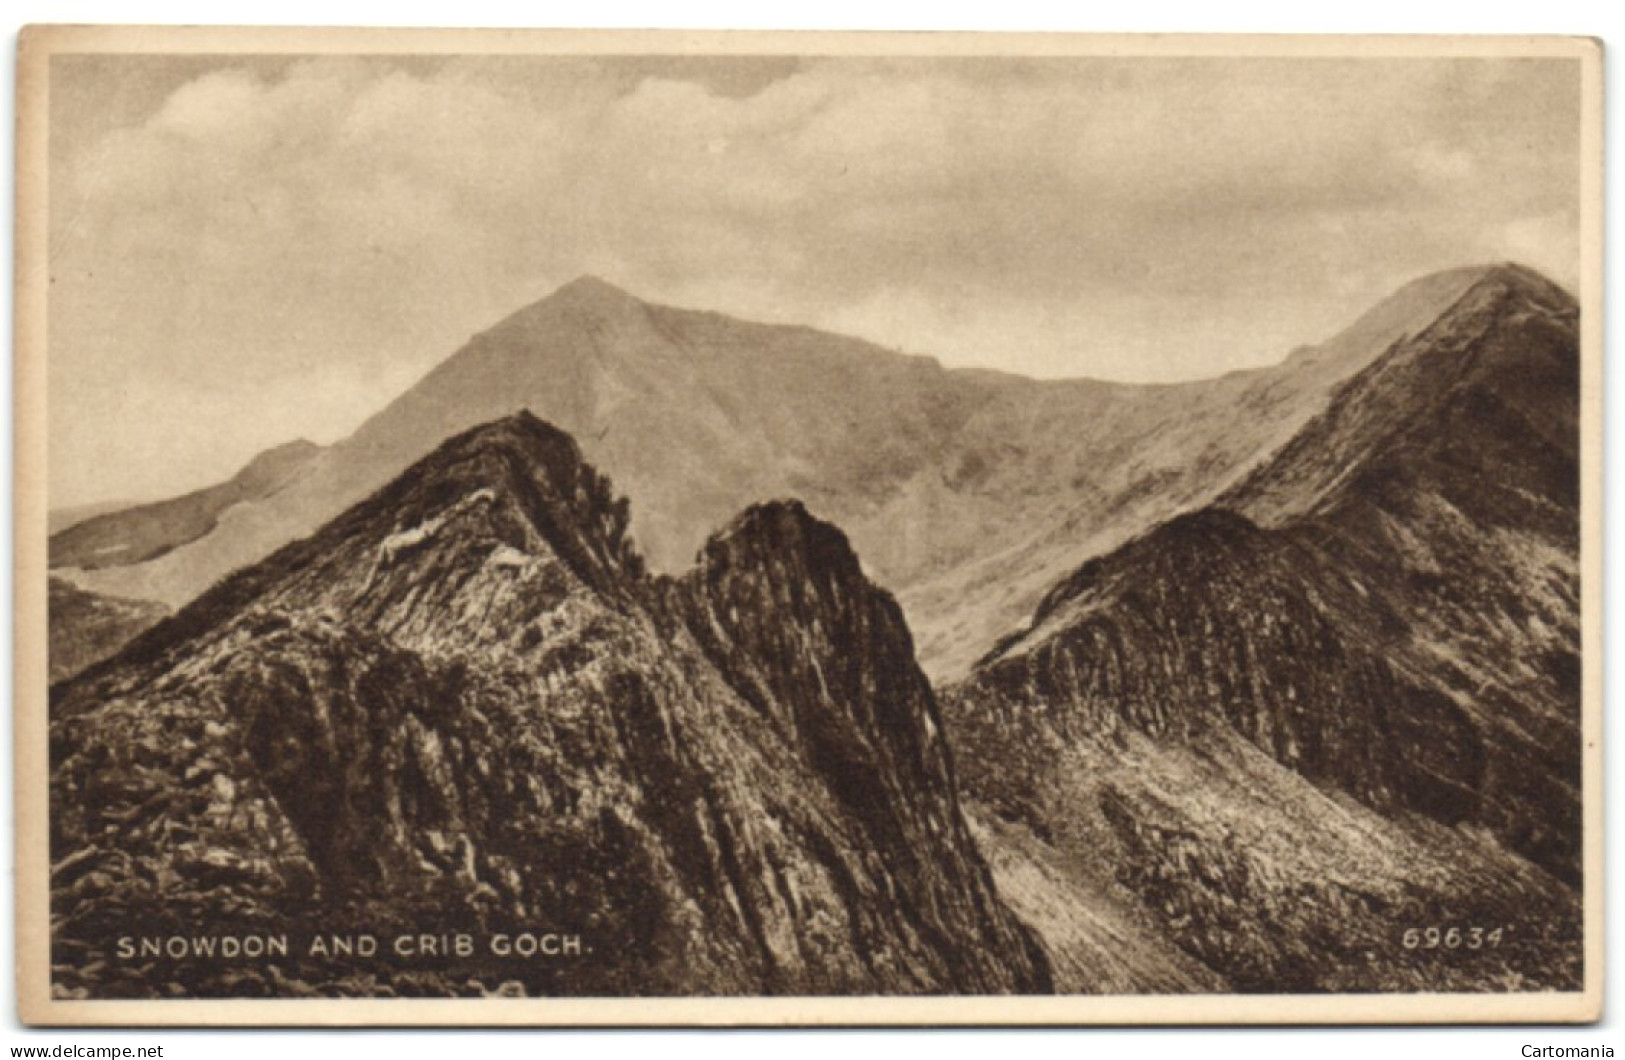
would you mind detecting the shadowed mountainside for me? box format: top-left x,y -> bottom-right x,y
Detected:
943,265 -> 1583,991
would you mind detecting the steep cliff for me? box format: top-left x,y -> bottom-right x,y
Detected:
51,413 -> 1046,999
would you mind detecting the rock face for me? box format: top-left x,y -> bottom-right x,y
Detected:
60,270 -> 1488,681
50,412 -> 1047,999
965,508 -> 1484,821
48,578 -> 168,684
944,265 -> 1582,991
1222,264 -> 1582,882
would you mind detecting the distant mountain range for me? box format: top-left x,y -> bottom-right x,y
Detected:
55,267 -> 1496,683
48,263 -> 1583,996
51,439 -> 321,571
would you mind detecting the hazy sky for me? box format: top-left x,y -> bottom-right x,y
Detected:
48,52 -> 1583,507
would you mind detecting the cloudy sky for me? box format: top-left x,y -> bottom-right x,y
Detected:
48,50 -> 1583,507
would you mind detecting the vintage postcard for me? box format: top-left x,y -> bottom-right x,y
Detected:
14,26 -> 1603,1025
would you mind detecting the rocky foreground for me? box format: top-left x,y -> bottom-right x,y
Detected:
50,413 -> 1048,998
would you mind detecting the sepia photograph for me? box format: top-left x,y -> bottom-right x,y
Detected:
12,25 -> 1603,1026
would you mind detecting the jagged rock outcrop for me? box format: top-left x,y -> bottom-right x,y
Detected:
50,412 -> 1047,1000
944,265 -> 1583,992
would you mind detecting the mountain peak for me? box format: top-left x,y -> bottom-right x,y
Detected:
236,438 -> 322,479
397,409 -> 588,492
1465,261 -> 1575,310
699,499 -> 864,586
1281,261 -> 1574,390
445,407 -> 570,451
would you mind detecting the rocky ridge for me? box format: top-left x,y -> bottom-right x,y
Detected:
48,578 -> 169,684
942,265 -> 1583,991
51,412 -> 1047,999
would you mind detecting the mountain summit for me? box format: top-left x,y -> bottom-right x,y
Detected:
55,265 -> 1527,680
547,274 -> 641,306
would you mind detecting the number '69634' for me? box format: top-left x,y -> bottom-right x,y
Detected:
1401,926 -> 1504,950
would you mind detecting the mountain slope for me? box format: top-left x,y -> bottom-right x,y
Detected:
1220,263 -> 1581,878
50,439 -> 322,571
47,578 -> 168,684
942,265 -> 1582,990
50,412 -> 1047,999
47,440 -> 319,688
59,269 -> 1491,681
49,500 -> 137,537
